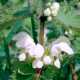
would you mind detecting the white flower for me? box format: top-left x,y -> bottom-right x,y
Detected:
29,44 -> 44,58
51,44 -> 60,57
58,42 -> 74,55
15,39 -> 35,49
32,59 -> 43,69
43,56 -> 52,65
47,16 -> 52,21
44,8 -> 51,16
13,32 -> 28,41
54,58 -> 61,68
13,32 -> 35,49
18,53 -> 26,61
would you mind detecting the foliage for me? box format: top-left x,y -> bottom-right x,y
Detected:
0,0 -> 80,80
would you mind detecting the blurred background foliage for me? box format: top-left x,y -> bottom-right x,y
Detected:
0,0 -> 80,80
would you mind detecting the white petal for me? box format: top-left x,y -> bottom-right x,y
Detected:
54,59 -> 61,68
28,45 -> 35,57
14,32 -> 35,49
25,42 -> 35,51
43,56 -> 52,65
34,44 -> 44,58
32,59 -> 43,69
58,42 -> 74,55
18,53 -> 26,61
13,32 -> 28,41
51,45 -> 60,57
44,8 -> 51,16
28,44 -> 44,58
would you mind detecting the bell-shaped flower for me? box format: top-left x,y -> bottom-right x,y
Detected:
44,8 -> 51,16
32,59 -> 43,69
54,58 -> 61,69
43,55 -> 52,65
29,44 -> 44,58
58,42 -> 74,55
18,53 -> 26,61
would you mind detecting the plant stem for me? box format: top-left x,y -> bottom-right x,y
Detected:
69,64 -> 78,80
39,21 -> 44,45
33,69 -> 41,80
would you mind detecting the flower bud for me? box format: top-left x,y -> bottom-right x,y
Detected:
47,16 -> 52,21
51,2 -> 60,11
50,2 -> 60,16
18,53 -> 26,61
44,8 -> 51,16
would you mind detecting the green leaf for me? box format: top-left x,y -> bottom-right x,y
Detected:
12,61 -> 35,80
0,0 -> 8,5
57,8 -> 80,28
13,7 -> 31,17
6,20 -> 23,44
41,66 -> 62,80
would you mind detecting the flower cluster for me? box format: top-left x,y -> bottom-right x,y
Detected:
44,2 -> 60,21
13,32 -> 74,69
